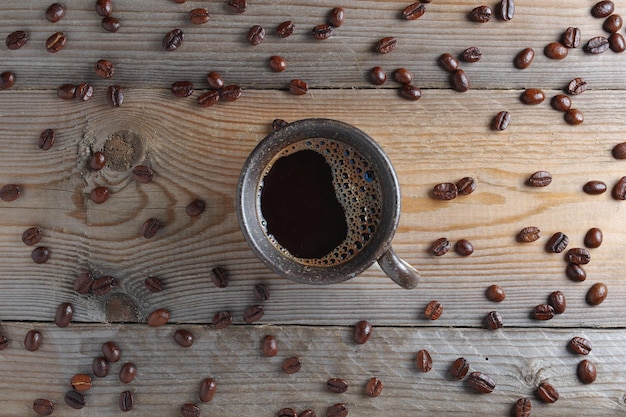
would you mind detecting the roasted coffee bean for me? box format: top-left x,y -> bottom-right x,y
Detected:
102,341 -> 121,362
174,329 -> 194,347
0,335 -> 9,350
456,177 -> 476,195
493,110 -> 512,131
6,30 -> 28,50
412,349 -> 433,373
527,170 -> 552,187
584,227 -> 603,248
603,14 -> 622,33
585,36 -> 610,53
33,398 -> 54,416
536,381 -> 559,403
272,119 -> 287,131
212,311 -> 232,329
454,239 -> 474,256
433,182 -> 458,200
276,21 -> 295,38
64,390 -> 85,409
102,16 -> 121,32
562,27 -> 581,48
189,8 -> 210,24
183,198 -> 205,217
566,263 -> 587,282
592,0 -> 614,18
532,304 -> 554,320
92,356 -> 109,377
424,300 -> 443,320
106,85 -> 124,107
38,129 -> 55,151
485,310 -> 503,329
163,28 -> 184,51
544,42 -> 568,59
46,31 -> 66,53
71,374 -> 92,392
90,186 -> 110,204
609,33 -> 626,52
269,55 -> 287,72
486,284 -> 505,302
431,237 -> 451,256
25,329 -> 43,351
517,226 -> 541,242
262,334 -> 278,357
289,79 -> 308,95
247,25 -> 265,45
370,66 -> 387,85
398,84 -> 422,100
57,83 -> 76,99
499,0 -> 514,20
403,2 -> 426,20
282,356 -> 302,374
119,390 -> 134,412
613,141 -> 626,159
586,282 -> 608,305
92,275 -> 117,296
31,246 -> 50,264
326,403 -> 348,417
468,371 -> 495,393
209,266 -> 228,288
514,397 -> 531,417
243,304 -> 264,324
449,357 -> 470,380
207,71 -> 225,89
0,71 -> 15,90
569,336 -> 592,355
520,88 -> 545,105
548,291 -> 566,314
220,84 -> 242,101
577,359 -> 597,384
76,82 -> 94,102
141,217 -> 161,238
551,94 -> 571,111
365,376 -> 383,397
564,108 -> 584,125
197,90 -> 220,107
95,0 -> 113,16
567,77 -> 587,95
439,53 -> 460,72
469,5 -> 492,23
546,232 -> 568,253
22,227 -> 42,246
227,0 -> 247,13
376,36 -> 397,54
451,69 -> 470,92
312,24 -> 333,40
613,176 -> 626,199
147,308 -> 170,326
45,3 -> 66,22
90,151 -> 106,170
327,378 -> 349,393
278,408 -> 297,417
394,68 -> 413,84
462,47 -> 482,62
253,283 -> 270,301
199,377 -> 217,402
584,180 -> 607,195
119,362 -> 137,383
567,248 -> 590,265
54,302 -> 74,327
180,403 -> 200,417
354,320 -> 372,344
171,81 -> 194,97
145,276 -> 164,293
328,7 -> 345,27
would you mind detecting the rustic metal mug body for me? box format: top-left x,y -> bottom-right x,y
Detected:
237,118 -> 419,289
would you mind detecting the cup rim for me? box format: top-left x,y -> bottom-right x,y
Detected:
237,118 -> 401,284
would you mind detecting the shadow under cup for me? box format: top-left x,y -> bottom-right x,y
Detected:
237,118 -> 418,288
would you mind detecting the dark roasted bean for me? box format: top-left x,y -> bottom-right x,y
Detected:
586,282 -> 608,305
613,176 -> 626,199
376,36 -> 397,54
57,83 -> 76,99
499,0 -> 515,20
95,0 -> 112,16
197,90 -> 220,107
514,398 -> 531,417
31,246 -> 50,264
92,356 -> 109,377
141,217 -> 161,238
186,198 -> 205,217
403,2 -> 426,20
536,381 -> 559,403
276,21 -> 295,38
326,403 -> 348,417
210,266 -> 228,288
220,84 -> 242,101
449,357 -> 470,380
564,108 -> 584,125
517,226 -> 541,242
38,129 -> 55,151
106,85 -> 124,107
207,71 -> 224,89
278,408 -> 297,417
102,16 -> 121,32
289,79 -> 308,95
431,237 -> 451,256
119,390 -> 134,412
562,27 -> 581,48
456,177 -> 476,195
174,329 -> 194,347
6,30 -> 28,50
70,374 -> 92,392
613,141 -> 626,159
45,3 -> 66,23
370,66 -> 387,85
577,359 -> 597,384
199,377 -> 217,402
75,82 -> 94,102
468,371 -> 496,393
528,171 -> 551,187
567,77 -> 587,95
567,248 -> 590,265
416,349 -> 433,372
520,88 -> 545,105
604,14 -> 622,32
22,227 -> 42,246
424,300 -> 443,320
451,69 -> 470,92
90,151 -> 106,170
253,283 -> 270,301
312,24 -> 333,40
544,42 -> 568,59
92,275 -> 117,296
394,68 -> 413,84
548,291 -> 566,314
33,398 -> 54,416
486,285 -> 506,302
0,71 -> 15,89
261,334 -> 278,357
439,53 -> 460,72
119,362 -> 137,383
584,227 -> 603,248
583,180 -> 607,194
90,186 -> 110,204
171,81 -> 194,97
353,320 -> 372,344
328,7 -> 345,27
327,378 -> 349,393
546,232 -> 568,253
54,302 -> 74,327
454,239 -> 474,256
227,0 -> 247,13
180,403 -> 200,417
609,32 -> 626,52
433,182 -> 458,200
0,184 -> 20,202
398,84 -> 422,100
102,341 -> 121,362
94,59 -> 115,79
532,304 -> 554,320
469,5 -> 492,23
212,311 -> 232,329
592,0 -> 614,18
569,336 -> 592,355
566,263 -> 587,282
64,390 -> 85,409
163,28 -> 184,51
46,31 -> 66,53
243,304 -> 264,324
551,94 -> 571,111
269,55 -> 287,72
24,329 -> 43,351
585,36 -> 610,53
189,8 -> 210,24
247,25 -> 265,45
282,356 -> 302,374
147,308 -> 170,326
485,310 -> 503,329
462,47 -> 482,62
493,111 -> 511,130
145,276 -> 164,293
365,376 -> 383,397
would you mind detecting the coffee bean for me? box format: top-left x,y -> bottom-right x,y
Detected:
289,79 -> 308,95
492,110 -> 512,131
376,37 -> 397,54
462,47 -> 482,62
548,290 -> 566,314
199,377 -> 217,402
54,302 -> 74,327
449,357 -> 470,380
546,232 -> 568,253
102,341 -> 121,362
57,83 -> 76,99
174,329 -> 194,347
398,84 -> 422,100
613,141 -> 626,159
394,68 -> 413,84
6,30 -> 28,50
64,390 -> 85,409
551,94 -> 571,111
92,356 -> 109,377
107,85 -> 124,107
171,81 -> 194,97
269,55 -> 287,72
585,36 -> 610,54
536,381 -> 559,403
0,334 -> 10,349
22,227 -> 42,246
486,285 -> 505,302
569,336 -> 592,355
520,88 -> 545,105
439,53 -> 460,72
207,71 -> 225,89
31,246 -> 50,264
584,227 -> 603,248
485,310 -> 503,329
209,266 -> 228,288
147,308 -> 170,326
592,0 -> 614,18
163,29 -> 184,51
567,248 -> 590,265
92,275 -> 117,296
180,403 -> 200,417
531,304 -> 555,320
469,5 -> 492,23
247,25 -> 265,45
613,176 -> 626,199
282,356 -> 302,374
517,226 -> 541,242
586,282 -> 608,305
327,377 -> 349,393
141,217 -> 161,238
562,27 -> 581,48
90,151 -> 107,170
119,362 -> 137,383
220,84 -> 242,102
468,371 -> 495,393
46,32 -> 66,53
583,180 -> 607,194
369,66 -> 387,85
312,24 -> 333,40
433,182 -> 458,200
145,276 -> 164,293
454,239 -> 474,256
212,311 -> 232,329
0,71 -> 15,90
45,3 -> 66,22
499,0 -> 515,20
566,263 -> 587,282
33,398 -> 54,416
94,60 -> 114,81
431,237 -> 451,256
243,304 -> 264,324
514,398 -> 531,417
227,0 -> 247,13
451,69 -> 470,92
326,403 -> 348,417
416,349 -> 433,372
197,90 -> 220,107
119,390 -> 134,412
71,374 -> 93,391
603,14 -> 622,33
38,129 -> 55,151
564,108 -> 584,125
528,171 -> 552,187
95,0 -> 113,16
76,82 -> 94,102
424,300 -> 443,320
328,7 -> 345,27
262,334 -> 278,357
90,186 -> 110,204
24,329 -> 42,351
365,376 -> 383,397
276,21 -> 295,38
102,16 -> 121,32
456,177 -> 476,195
189,8 -> 210,24
278,408 -> 298,417
353,320 -> 372,344
253,283 -> 270,302
403,2 -> 426,20
609,33 -> 626,52
544,42 -> 568,59
577,359 -> 597,384
567,77 -> 587,95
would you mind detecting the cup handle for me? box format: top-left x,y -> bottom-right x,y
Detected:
377,247 -> 420,289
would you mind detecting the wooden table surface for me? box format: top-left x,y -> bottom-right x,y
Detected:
2,1 -> 626,416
